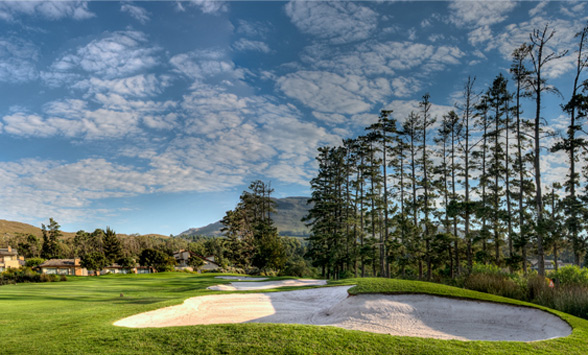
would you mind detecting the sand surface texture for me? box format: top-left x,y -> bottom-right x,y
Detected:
214,276 -> 268,281
114,286 -> 571,341
207,279 -> 327,291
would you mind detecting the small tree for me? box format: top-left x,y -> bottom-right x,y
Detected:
81,252 -> 109,276
139,249 -> 176,272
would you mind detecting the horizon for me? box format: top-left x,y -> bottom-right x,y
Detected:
0,1 -> 586,235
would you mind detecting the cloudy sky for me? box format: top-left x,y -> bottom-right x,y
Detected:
0,1 -> 586,235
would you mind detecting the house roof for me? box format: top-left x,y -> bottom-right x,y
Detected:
38,259 -> 80,268
0,246 -> 18,257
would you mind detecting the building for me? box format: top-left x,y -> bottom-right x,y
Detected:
199,255 -> 221,272
38,259 -> 88,276
529,258 -> 573,272
173,249 -> 221,272
0,246 -> 24,272
101,264 -> 154,274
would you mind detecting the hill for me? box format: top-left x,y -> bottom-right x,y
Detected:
0,219 -> 169,243
178,196 -> 312,238
0,219 -> 76,240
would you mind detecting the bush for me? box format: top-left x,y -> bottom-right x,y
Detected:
464,272 -> 525,300
282,259 -> 314,278
40,274 -> 58,282
25,258 -> 46,268
549,265 -> 588,287
0,267 -> 66,286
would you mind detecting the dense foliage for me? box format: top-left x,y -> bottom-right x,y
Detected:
304,23 -> 588,280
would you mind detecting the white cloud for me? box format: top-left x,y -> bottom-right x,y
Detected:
468,25 -> 493,46
385,99 -> 454,127
0,1 -> 94,22
277,71 -> 389,115
391,77 -> 423,98
529,1 -> 549,17
2,113 -> 57,137
170,49 -> 246,83
285,1 -> 378,44
302,41 -> 464,77
45,30 -> 160,84
0,38 -> 38,83
2,94 -> 177,139
73,74 -> 170,98
121,3 -> 150,24
449,0 -> 517,28
233,38 -> 271,53
490,17 -> 582,78
178,0 -> 228,14
235,19 -> 270,38
176,85 -> 342,186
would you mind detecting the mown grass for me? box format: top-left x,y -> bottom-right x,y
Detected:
1,273 -> 588,354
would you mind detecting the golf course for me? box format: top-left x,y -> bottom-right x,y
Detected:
1,273 -> 588,354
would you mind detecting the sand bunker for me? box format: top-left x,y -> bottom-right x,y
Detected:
214,276 -> 268,281
114,286 -> 571,341
208,279 -> 327,291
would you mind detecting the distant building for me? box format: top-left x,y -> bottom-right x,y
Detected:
101,264 -> 154,274
173,249 -> 221,272
0,246 -> 24,272
38,259 -> 88,276
529,258 -> 573,272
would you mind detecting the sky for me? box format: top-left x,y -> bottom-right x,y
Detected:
0,0 -> 587,235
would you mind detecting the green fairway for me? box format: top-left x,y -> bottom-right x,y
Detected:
1,273 -> 587,354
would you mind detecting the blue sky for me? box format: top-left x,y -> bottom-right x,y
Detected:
0,1 -> 586,235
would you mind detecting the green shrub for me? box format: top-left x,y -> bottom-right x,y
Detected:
549,265 -> 588,287
25,257 -> 46,268
40,274 -> 58,282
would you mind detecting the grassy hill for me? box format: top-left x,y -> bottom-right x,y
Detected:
0,219 -> 169,245
0,274 -> 587,354
178,196 -> 311,238
0,219 -> 76,240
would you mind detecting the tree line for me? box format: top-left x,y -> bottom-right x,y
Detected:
304,23 -> 588,280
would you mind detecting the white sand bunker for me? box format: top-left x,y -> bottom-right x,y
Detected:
114,286 -> 571,341
214,276 -> 268,281
208,279 -> 327,291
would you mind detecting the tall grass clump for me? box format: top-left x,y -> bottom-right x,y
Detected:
535,266 -> 588,319
461,263 -> 526,300
455,264 -> 588,320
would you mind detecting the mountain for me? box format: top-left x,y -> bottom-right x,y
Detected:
177,196 -> 312,238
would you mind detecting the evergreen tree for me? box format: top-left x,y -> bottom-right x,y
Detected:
553,23 -> 588,266
102,227 -> 123,264
41,218 -> 61,259
527,24 -> 568,276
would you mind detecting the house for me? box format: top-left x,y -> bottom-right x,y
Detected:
173,249 -> 221,272
0,246 -> 24,272
101,264 -> 155,274
199,255 -> 221,272
173,249 -> 191,268
529,258 -> 573,271
38,259 -> 88,276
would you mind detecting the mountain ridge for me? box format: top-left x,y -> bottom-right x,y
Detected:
177,196 -> 312,238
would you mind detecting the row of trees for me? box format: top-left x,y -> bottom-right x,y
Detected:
305,23 -> 588,280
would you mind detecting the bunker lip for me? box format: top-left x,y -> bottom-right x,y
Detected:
214,276 -> 269,281
207,279 -> 327,291
113,286 -> 572,341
